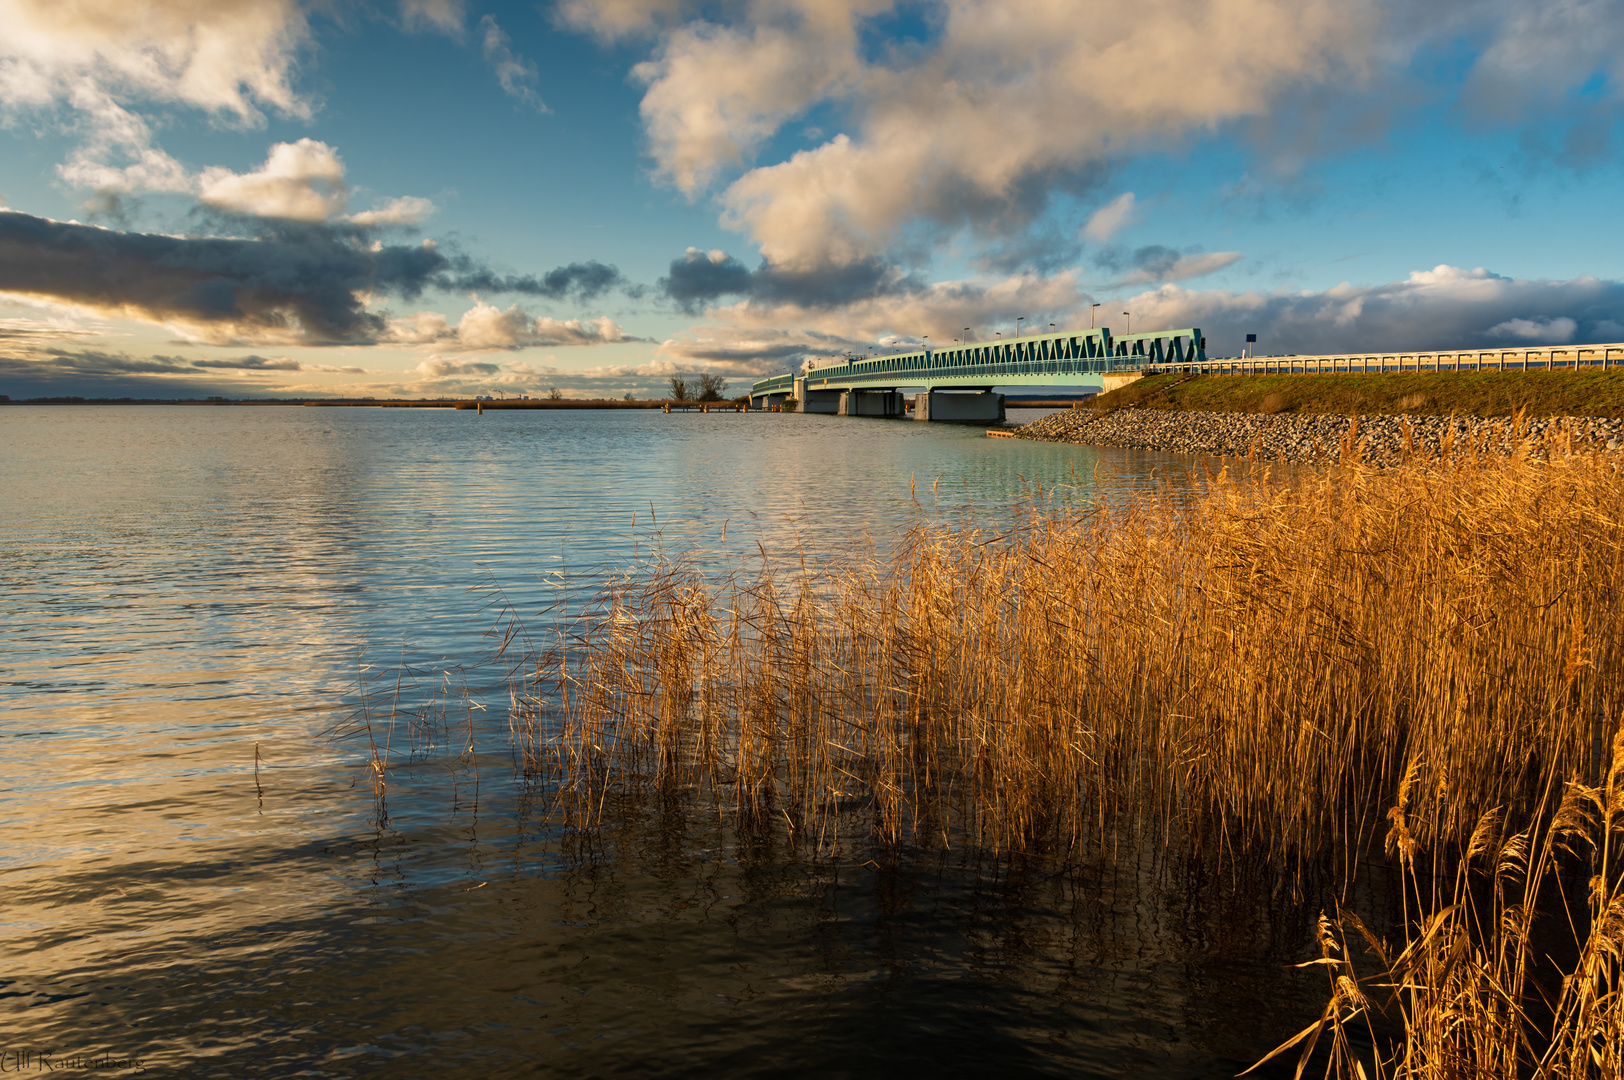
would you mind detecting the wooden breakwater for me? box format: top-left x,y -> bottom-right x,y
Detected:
295,399 -> 750,411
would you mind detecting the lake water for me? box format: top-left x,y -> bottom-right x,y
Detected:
1,406 -> 1321,1077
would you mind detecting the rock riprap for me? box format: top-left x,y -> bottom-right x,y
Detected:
1010,407 -> 1624,464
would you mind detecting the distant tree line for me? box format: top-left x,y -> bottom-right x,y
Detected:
668,374 -> 728,402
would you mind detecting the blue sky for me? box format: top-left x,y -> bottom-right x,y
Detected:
1,0 -> 1621,399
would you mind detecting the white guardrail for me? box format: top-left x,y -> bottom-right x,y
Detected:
1135,343 -> 1624,376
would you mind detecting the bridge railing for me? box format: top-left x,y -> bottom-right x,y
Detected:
1139,343 -> 1624,377
755,339 -> 1624,397
749,373 -> 797,395
764,327 -> 1205,391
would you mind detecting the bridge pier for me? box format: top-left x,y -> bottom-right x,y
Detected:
838,390 -> 905,418
802,389 -> 842,414
915,391 -> 1005,424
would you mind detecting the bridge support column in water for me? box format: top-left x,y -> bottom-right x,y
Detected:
802,390 -> 842,414
838,390 -> 905,418
915,390 -> 1005,424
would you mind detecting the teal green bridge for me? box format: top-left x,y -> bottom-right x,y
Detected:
749,326 -> 1204,421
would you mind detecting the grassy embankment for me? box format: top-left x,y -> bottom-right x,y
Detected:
493,434 -> 1624,1076
1093,369 -> 1624,417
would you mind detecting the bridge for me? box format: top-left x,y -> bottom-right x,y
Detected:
749,326 -> 1205,422
750,330 -> 1624,422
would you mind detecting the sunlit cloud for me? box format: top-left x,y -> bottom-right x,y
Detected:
560,0 -> 1624,297
1082,193 -> 1139,243
199,139 -> 350,222
388,302 -> 646,350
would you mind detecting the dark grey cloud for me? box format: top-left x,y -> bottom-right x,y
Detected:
660,251 -> 755,310
190,354 -> 301,370
1140,267 -> 1624,357
0,349 -> 226,398
666,341 -> 819,364
188,354 -> 365,372
0,321 -> 99,342
0,346 -> 375,397
924,159 -> 1111,251
439,259 -> 638,301
8,348 -> 203,375
659,249 -> 922,313
1094,244 -> 1179,276
1089,244 -> 1242,287
0,211 -> 639,344
975,224 -> 1086,276
0,211 -> 438,343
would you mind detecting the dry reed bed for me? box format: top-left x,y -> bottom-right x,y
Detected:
507,434 -> 1620,860
500,430 -> 1624,1075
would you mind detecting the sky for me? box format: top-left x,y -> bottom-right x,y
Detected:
1,0 -> 1622,400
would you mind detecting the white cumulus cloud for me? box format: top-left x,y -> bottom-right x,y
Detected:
1489,316 -> 1578,342
199,139 -> 349,221
190,139 -> 435,224
346,196 -> 437,227
0,0 -> 313,195
389,302 -> 642,350
566,0 -> 1624,280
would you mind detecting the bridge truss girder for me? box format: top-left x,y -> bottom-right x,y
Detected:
749,327 -> 1205,400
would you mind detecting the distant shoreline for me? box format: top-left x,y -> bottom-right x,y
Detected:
0,396 -> 669,408
0,394 -> 1095,409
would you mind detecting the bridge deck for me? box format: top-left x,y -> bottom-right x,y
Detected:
752,333 -> 1624,405
750,327 -> 1204,399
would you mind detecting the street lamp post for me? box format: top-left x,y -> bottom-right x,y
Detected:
1091,303 -> 1100,329
1016,316 -> 1024,338
1123,312 -> 1131,334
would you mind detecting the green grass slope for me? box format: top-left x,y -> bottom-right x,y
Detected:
1091,370 -> 1624,418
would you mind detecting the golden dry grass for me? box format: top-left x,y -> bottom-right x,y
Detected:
1094,369 -> 1624,418
497,428 -> 1624,1075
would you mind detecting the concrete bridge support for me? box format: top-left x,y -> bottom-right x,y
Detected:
802,390 -> 842,414
1101,373 -> 1143,394
838,390 -> 905,417
915,391 -> 1005,424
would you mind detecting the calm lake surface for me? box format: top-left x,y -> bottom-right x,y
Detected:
2,406 -> 1321,1077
